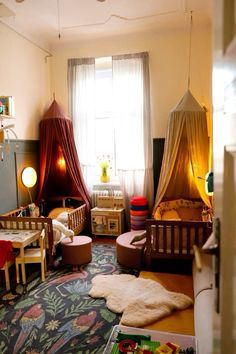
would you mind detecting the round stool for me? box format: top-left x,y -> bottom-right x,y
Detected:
116,231 -> 146,269
61,236 -> 92,266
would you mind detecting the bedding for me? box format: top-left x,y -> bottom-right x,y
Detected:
48,207 -> 74,227
153,198 -> 204,221
161,209 -> 181,220
52,219 -> 74,242
55,212 -> 69,225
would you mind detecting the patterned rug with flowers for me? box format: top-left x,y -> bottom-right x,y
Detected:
0,244 -> 139,354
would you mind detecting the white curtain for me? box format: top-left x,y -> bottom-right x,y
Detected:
68,53 -> 154,218
112,52 -> 153,219
68,58 -> 96,191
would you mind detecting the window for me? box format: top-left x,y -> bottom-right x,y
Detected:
94,57 -> 115,177
68,53 -> 153,212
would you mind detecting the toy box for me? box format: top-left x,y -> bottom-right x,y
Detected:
103,325 -> 198,354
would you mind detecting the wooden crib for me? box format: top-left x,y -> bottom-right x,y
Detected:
145,219 -> 212,268
1,196 -> 87,267
39,196 -> 87,236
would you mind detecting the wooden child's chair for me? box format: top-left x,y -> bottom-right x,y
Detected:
15,232 -> 46,283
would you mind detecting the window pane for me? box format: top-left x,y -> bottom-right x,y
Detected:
95,59 -> 115,177
95,69 -> 112,117
95,118 -> 114,174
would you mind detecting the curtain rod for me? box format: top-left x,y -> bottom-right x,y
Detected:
0,20 -> 53,59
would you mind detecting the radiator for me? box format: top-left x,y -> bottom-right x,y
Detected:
91,184 -> 123,208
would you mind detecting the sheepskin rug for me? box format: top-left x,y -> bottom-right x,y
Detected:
89,274 -> 193,327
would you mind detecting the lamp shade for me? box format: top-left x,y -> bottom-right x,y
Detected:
205,171 -> 213,196
22,167 -> 37,188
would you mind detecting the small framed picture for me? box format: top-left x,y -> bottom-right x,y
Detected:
0,96 -> 15,117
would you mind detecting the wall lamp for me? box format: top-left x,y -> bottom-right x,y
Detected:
21,167 -> 37,203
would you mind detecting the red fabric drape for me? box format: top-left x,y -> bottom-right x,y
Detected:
37,100 -> 91,219
0,240 -> 13,268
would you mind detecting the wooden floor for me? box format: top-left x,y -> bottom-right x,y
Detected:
91,235 -> 116,244
92,235 -> 194,336
140,271 -> 194,336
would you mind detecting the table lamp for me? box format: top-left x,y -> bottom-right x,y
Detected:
21,167 -> 37,203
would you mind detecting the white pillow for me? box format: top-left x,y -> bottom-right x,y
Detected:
56,212 -> 68,226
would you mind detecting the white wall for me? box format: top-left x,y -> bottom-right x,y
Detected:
51,25 -> 212,138
0,22 -> 52,140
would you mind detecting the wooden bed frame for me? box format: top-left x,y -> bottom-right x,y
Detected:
145,219 -> 212,268
1,196 -> 87,267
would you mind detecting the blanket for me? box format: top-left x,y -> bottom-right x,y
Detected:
52,219 -> 74,242
89,274 -> 193,327
0,240 -> 13,268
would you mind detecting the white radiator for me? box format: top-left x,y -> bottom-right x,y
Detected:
91,184 -> 123,207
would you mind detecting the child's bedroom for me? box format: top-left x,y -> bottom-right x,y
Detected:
0,0 -> 234,353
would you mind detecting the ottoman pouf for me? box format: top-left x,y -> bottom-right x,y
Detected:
61,235 -> 92,265
116,231 -> 146,269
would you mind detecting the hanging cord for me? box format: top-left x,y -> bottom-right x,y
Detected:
63,10 -> 181,30
187,11 -> 193,90
57,0 -> 61,39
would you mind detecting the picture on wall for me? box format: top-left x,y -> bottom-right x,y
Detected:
0,96 -> 15,117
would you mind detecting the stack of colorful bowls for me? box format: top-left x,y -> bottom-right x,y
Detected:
130,196 -> 149,230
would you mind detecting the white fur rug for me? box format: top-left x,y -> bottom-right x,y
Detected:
89,274 -> 193,327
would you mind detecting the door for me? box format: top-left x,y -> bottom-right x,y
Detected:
213,0 -> 236,352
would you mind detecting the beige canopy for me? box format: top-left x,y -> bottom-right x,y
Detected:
152,90 -> 211,216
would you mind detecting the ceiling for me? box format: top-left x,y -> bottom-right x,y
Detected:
0,0 -> 213,51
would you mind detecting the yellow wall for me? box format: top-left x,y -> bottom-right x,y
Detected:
0,22 -> 51,140
51,26 -> 212,138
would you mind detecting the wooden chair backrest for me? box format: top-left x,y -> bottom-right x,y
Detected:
0,216 -> 54,266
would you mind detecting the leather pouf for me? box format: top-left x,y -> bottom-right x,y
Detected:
116,231 -> 146,269
61,235 -> 92,265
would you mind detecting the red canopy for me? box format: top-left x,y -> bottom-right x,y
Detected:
37,100 -> 91,215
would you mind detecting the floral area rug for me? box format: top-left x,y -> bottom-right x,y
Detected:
0,244 -> 139,354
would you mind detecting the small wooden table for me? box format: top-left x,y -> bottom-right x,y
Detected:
0,228 -> 41,285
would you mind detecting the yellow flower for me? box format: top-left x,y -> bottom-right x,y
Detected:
98,154 -> 110,168
100,160 -> 109,168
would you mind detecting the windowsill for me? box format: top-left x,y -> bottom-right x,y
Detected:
93,177 -> 120,190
